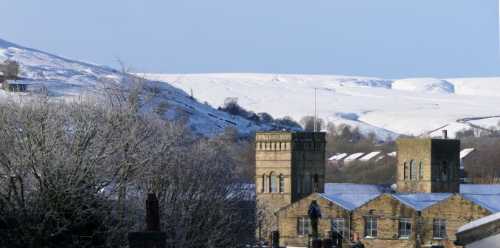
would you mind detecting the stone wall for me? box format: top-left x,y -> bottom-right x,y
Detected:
420,194 -> 491,248
276,193 -> 351,247
352,194 -> 417,248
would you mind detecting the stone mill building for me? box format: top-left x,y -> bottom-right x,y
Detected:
255,131 -> 500,248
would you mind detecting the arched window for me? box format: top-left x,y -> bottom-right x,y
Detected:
313,174 -> 319,192
403,161 -> 409,180
419,161 -> 424,179
441,161 -> 448,182
410,160 -> 417,181
279,174 -> 285,193
269,173 -> 277,193
261,174 -> 266,193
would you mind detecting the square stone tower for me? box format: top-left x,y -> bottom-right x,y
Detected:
255,131 -> 326,212
396,137 -> 460,193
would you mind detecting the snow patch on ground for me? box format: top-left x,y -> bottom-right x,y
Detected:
392,78 -> 455,94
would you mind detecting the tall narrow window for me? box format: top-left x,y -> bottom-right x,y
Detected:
297,217 -> 311,236
403,161 -> 409,180
433,219 -> 446,239
398,218 -> 412,238
269,173 -> 277,193
261,174 -> 266,193
419,161 -> 424,180
410,160 -> 417,181
441,162 -> 448,182
313,174 -> 319,192
279,174 -> 285,193
331,218 -> 346,239
364,216 -> 378,238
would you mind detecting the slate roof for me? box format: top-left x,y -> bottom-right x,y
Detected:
318,183 -> 500,213
392,193 -> 453,211
462,194 -> 500,213
320,193 -> 381,211
460,184 -> 500,195
324,183 -> 389,194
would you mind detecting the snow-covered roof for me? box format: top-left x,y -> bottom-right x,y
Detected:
359,151 -> 382,162
460,148 -> 475,160
328,153 -> 348,161
320,193 -> 381,211
387,151 -> 397,157
321,183 -> 500,213
324,183 -> 388,194
460,184 -> 500,195
458,212 -> 500,233
462,194 -> 500,213
344,152 -> 365,162
392,193 -> 452,211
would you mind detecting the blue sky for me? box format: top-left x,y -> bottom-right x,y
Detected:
1,0 -> 499,78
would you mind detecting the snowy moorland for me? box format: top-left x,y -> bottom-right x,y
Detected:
143,73 -> 500,139
0,38 -> 297,136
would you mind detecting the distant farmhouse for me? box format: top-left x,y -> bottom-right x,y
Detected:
255,131 -> 500,248
0,60 -> 28,92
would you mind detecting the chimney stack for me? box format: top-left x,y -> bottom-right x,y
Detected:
442,130 -> 448,139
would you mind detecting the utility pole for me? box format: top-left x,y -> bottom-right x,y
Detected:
314,88 -> 317,132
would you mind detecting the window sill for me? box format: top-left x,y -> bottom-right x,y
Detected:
364,236 -> 377,239
398,237 -> 410,240
433,237 -> 446,240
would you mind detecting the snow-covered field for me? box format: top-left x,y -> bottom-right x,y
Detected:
143,73 -> 500,139
2,37 -> 500,139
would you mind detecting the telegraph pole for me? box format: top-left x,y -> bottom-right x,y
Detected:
314,88 -> 317,132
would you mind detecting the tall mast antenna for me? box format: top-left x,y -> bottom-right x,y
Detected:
314,88 -> 317,132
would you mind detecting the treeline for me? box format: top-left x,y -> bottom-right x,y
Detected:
0,91 -> 255,248
457,126 -> 500,183
218,98 -> 301,131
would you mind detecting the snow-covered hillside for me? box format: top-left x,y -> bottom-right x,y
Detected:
143,73 -> 500,139
0,39 -> 290,136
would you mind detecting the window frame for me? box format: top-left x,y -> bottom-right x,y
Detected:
297,217 -> 311,236
364,215 -> 378,238
279,174 -> 285,193
269,172 -> 278,193
433,219 -> 447,239
398,218 -> 412,239
331,218 -> 346,239
410,160 -> 417,181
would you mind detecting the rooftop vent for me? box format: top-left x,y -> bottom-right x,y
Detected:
442,130 -> 448,139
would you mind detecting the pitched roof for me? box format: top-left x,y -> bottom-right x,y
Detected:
458,212 -> 500,234
462,194 -> 500,213
324,183 -> 388,194
392,193 -> 453,211
387,151 -> 397,157
359,151 -> 382,162
344,153 -> 365,162
460,184 -> 500,195
460,148 -> 475,160
328,153 -> 348,161
320,193 -> 381,211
